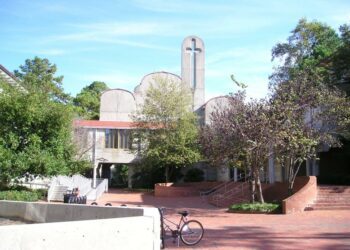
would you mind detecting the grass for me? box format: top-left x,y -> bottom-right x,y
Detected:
228,202 -> 281,214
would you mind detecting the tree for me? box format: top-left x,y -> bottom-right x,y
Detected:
270,18 -> 341,86
73,81 -> 109,120
0,59 -> 89,187
14,57 -> 71,103
271,68 -> 350,194
133,76 -> 201,183
332,24 -> 350,94
201,91 -> 271,203
270,19 -> 350,193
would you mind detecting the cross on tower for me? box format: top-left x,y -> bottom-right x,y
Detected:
185,38 -> 202,90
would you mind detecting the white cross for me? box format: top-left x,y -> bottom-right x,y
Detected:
186,38 -> 201,90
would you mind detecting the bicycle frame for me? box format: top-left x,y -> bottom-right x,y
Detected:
159,209 -> 188,247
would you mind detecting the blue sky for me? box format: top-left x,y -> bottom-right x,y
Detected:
1,0 -> 349,100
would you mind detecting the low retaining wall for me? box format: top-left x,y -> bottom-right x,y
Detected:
0,201 -> 160,250
282,176 -> 317,214
154,182 -> 221,197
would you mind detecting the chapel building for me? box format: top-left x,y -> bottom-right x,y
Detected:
74,36 -> 320,188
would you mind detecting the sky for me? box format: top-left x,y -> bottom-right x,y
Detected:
1,0 -> 349,100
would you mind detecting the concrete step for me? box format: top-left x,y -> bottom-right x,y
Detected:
314,202 -> 350,206
306,185 -> 350,211
315,200 -> 350,204
317,192 -> 350,195
311,206 -> 350,210
316,197 -> 350,201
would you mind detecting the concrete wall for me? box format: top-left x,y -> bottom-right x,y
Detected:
204,96 -> 230,125
0,201 -> 160,250
100,89 -> 136,122
134,72 -> 182,108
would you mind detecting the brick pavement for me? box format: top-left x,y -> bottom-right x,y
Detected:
96,189 -> 350,250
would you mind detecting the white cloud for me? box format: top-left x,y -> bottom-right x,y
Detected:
42,21 -> 178,51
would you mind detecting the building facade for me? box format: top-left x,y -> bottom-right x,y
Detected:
74,36 -> 321,188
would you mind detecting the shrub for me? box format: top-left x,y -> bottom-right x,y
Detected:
111,165 -> 129,188
0,190 -> 40,202
34,188 -> 47,199
228,202 -> 281,213
184,168 -> 204,182
132,166 -> 164,189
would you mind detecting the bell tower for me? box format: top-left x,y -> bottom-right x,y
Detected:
181,36 -> 205,112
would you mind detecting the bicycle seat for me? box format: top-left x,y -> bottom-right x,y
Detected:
178,211 -> 189,217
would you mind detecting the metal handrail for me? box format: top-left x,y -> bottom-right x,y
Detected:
212,181 -> 249,207
200,172 -> 247,198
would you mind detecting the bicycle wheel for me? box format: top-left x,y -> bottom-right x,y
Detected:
180,220 -> 204,246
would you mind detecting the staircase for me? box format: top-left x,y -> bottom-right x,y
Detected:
201,175 -> 249,208
309,185 -> 350,210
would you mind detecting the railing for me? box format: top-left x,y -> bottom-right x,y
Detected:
20,182 -> 49,189
211,181 -> 249,207
72,174 -> 92,196
200,172 -> 247,198
200,173 -> 250,207
14,175 -> 51,190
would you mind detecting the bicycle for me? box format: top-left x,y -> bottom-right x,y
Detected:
158,207 -> 204,248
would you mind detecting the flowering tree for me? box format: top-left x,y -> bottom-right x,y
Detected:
201,91 -> 273,203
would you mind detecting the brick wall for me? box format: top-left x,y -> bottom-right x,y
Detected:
282,176 -> 317,214
154,182 -> 222,197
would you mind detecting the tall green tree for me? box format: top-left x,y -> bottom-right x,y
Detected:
133,77 -> 201,183
14,57 -> 71,103
332,24 -> 350,94
0,59 -> 89,187
270,18 -> 341,86
271,68 -> 350,194
73,81 -> 109,120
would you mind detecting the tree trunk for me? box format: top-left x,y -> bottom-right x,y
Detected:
249,177 -> 255,203
254,169 -> 265,203
165,166 -> 169,183
288,161 -> 303,196
288,182 -> 293,196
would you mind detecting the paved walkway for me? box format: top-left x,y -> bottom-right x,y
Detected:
96,189 -> 350,250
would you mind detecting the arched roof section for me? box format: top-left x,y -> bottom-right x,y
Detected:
100,88 -> 136,122
134,71 -> 181,93
133,71 -> 182,107
101,88 -> 135,100
203,95 -> 231,125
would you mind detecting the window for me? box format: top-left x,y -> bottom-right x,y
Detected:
105,129 -> 130,149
